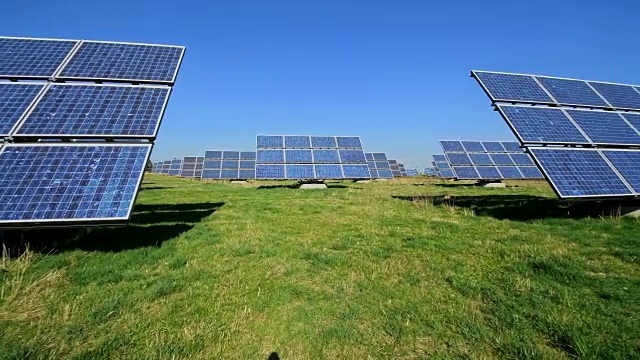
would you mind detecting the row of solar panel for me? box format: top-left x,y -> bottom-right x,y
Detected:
0,143 -> 150,224
365,153 -> 389,161
497,104 -> 640,146
0,82 -> 170,138
255,149 -> 367,164
452,166 -> 544,180
203,160 -> 256,169
445,152 -> 535,166
0,37 -> 184,84
203,151 -> 256,160
473,71 -> 640,111
257,135 -> 363,149
440,140 -> 521,153
256,164 -> 370,179
529,148 -> 640,198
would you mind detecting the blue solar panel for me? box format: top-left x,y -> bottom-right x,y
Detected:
501,142 -> 522,152
588,82 -> 640,110
497,166 -> 523,179
452,166 -> 480,179
0,83 -> 45,136
372,153 -> 388,161
203,160 -> 221,169
498,105 -> 589,144
565,110 -> 640,145
339,150 -> 366,163
58,41 -> 184,83
0,144 -> 150,223
15,84 -> 170,138
240,151 -> 256,160
535,77 -> 609,107
201,170 -> 221,179
221,160 -> 239,169
311,136 -> 337,148
313,150 -> 340,163
433,154 -> 447,162
440,140 -> 464,152
461,141 -> 485,152
286,164 -> 314,179
476,166 -> 502,179
446,153 -> 472,165
342,164 -> 370,178
367,161 -> 376,169
239,169 -> 255,179
369,170 -> 379,178
510,153 -> 535,165
220,169 -> 239,179
481,141 -> 506,152
619,113 -> 640,133
257,135 -> 284,148
528,148 -> 632,197
600,150 -> 640,193
336,136 -> 363,148
365,153 -> 374,161
440,169 -> 455,178
284,135 -> 311,148
473,71 -> 553,103
285,149 -> 312,163
435,162 -> 450,169
205,150 -> 223,159
0,37 -> 78,78
222,151 -> 240,159
256,149 -> 284,163
239,160 -> 255,169
518,166 -> 540,179
378,170 -> 393,178
255,164 -> 285,179
489,153 -> 515,166
468,153 -> 493,165
315,165 -> 342,179
374,161 -> 391,169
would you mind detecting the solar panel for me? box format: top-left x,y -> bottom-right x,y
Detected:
161,160 -> 171,174
461,141 -> 485,152
501,142 -> 522,152
256,135 -> 368,179
489,153 -> 515,166
468,153 -> 493,165
15,84 -> 170,138
497,166 -> 523,179
0,83 -> 45,136
452,166 -> 480,179
518,166 -> 544,179
372,152 -> 388,161
446,153 -> 472,166
482,141 -> 506,152
168,159 -> 182,175
535,76 -> 609,107
510,153 -> 535,165
201,150 -> 255,179
587,82 -> 640,111
365,152 -> 393,179
565,109 -> 640,146
619,113 -> 640,133
432,154 -> 447,162
0,143 -> 150,225
57,41 -> 185,84
0,37 -> 79,79
180,156 -> 198,178
440,140 -> 464,152
476,166 -> 502,179
439,169 -> 455,178
528,148 -> 632,198
599,149 -> 640,193
472,71 -> 554,103
497,105 -> 589,144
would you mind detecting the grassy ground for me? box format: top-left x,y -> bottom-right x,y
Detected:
1,174 -> 638,359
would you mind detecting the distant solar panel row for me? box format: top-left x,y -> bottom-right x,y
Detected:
473,70 -> 640,111
365,152 -> 393,179
255,164 -> 370,179
0,37 -> 185,84
432,154 -> 455,178
202,151 -> 256,179
257,135 -> 363,149
388,159 -> 402,177
440,140 -> 521,153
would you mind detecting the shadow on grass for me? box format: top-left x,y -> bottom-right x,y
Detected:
139,186 -> 172,191
2,202 -> 224,255
257,183 -> 347,189
393,194 -> 635,221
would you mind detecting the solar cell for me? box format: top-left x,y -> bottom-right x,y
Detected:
497,166 -> 523,179
518,166 -> 542,179
509,153 -> 535,165
239,170 -> 255,179
222,151 -> 240,159
440,140 -> 464,152
240,151 -> 256,160
600,150 -> 640,193
58,41 -> 185,84
472,71 -> 553,103
369,170 -> 379,178
239,160 -> 255,169
0,37 -> 79,79
365,153 -> 374,161
476,166 -> 502,179
497,105 -> 589,144
388,159 -> 398,165
221,160 -> 239,169
315,164 -> 343,179
15,84 -> 170,138
501,142 -> 522,152
204,150 -> 223,159
221,169 -> 239,179
588,82 -> 640,110
202,170 -> 220,179
284,135 -> 311,148
0,143 -> 150,224
461,141 -> 485,152
374,161 -> 390,169
203,160 -> 221,169
432,154 -> 447,162
0,83 -> 45,136
452,166 -> 480,179
378,170 -> 393,178
372,153 -> 388,161
468,153 -> 493,165
255,165 -> 285,179
311,136 -> 337,148
285,149 -> 312,163
489,153 -> 515,166
435,162 -> 450,170
286,164 -> 314,179
257,149 -> 285,163
440,169 -> 455,178
342,164 -> 370,178
482,141 -> 506,152
619,113 -> 640,133
339,150 -> 366,163
313,150 -> 340,163
535,77 -> 609,107
446,153 -> 472,165
367,161 -> 376,169
528,148 -> 632,197
257,135 -> 284,148
336,136 -> 363,148
565,109 -> 640,145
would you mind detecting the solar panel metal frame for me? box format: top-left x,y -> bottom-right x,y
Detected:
54,39 -> 186,85
0,36 -> 81,80
10,82 -> 172,139
0,142 -> 152,227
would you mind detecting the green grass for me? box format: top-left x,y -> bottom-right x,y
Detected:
1,175 -> 639,359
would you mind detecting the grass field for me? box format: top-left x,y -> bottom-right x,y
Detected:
1,174 -> 639,359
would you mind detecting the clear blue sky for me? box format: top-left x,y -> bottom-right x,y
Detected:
3,0 -> 638,169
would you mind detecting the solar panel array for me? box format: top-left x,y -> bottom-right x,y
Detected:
365,152 -> 394,179
202,151 -> 256,179
473,70 -> 640,198
406,169 -> 419,176
0,36 -> 184,226
398,163 -> 407,177
255,135 -> 370,179
432,154 -> 454,178
440,140 -> 543,180
388,159 -> 402,177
